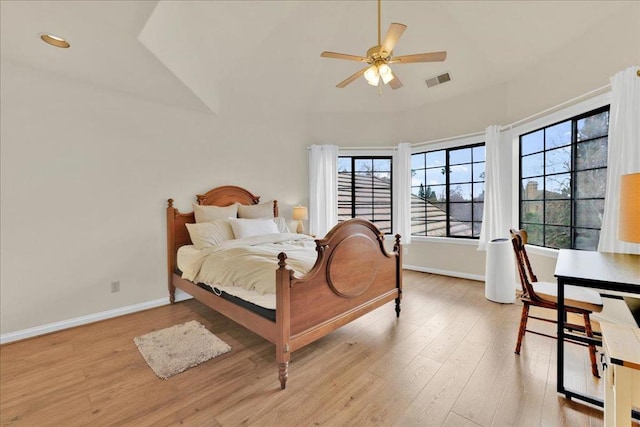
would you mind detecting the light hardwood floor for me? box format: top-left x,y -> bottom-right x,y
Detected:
0,271 -> 615,426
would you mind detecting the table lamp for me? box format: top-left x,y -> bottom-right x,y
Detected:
292,206 -> 308,234
619,172 -> 640,243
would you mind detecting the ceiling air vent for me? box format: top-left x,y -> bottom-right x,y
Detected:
425,72 -> 451,88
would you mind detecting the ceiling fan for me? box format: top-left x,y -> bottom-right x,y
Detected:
320,0 -> 446,90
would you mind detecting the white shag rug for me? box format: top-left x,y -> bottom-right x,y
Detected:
134,320 -> 231,379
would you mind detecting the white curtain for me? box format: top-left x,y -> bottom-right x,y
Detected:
598,66 -> 640,254
393,143 -> 412,244
478,125 -> 510,251
309,144 -> 338,237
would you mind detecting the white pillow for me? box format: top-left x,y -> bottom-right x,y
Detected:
185,220 -> 235,249
193,203 -> 238,223
237,201 -> 274,219
273,217 -> 291,233
229,218 -> 279,239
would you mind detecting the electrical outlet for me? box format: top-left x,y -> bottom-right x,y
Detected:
403,247 -> 409,255
111,280 -> 120,293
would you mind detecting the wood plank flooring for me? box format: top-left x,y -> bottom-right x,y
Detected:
0,271 -> 616,426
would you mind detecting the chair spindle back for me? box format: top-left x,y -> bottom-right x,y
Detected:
510,229 -> 540,301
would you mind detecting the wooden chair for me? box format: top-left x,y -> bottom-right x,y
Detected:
510,229 -> 603,377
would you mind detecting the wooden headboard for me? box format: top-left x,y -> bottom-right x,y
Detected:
166,185 -> 279,277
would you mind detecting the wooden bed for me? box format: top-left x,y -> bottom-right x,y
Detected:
166,185 -> 403,389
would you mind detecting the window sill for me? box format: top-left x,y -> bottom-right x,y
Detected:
410,236 -> 480,246
524,244 -> 559,259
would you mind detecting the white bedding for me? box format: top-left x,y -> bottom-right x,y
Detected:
177,233 -> 316,309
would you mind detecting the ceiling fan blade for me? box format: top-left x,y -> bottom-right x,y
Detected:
380,23 -> 407,56
391,51 -> 447,64
336,67 -> 368,88
321,51 -> 369,62
389,72 -> 403,90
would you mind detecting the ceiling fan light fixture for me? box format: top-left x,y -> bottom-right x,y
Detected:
379,64 -> 394,84
367,74 -> 380,86
364,65 -> 380,86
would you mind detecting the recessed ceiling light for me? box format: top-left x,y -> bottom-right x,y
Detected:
38,33 -> 70,48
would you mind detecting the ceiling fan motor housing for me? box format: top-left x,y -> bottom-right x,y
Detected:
366,45 -> 391,62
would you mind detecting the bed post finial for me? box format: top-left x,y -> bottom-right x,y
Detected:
278,252 -> 288,269
394,234 -> 401,251
168,198 -> 174,208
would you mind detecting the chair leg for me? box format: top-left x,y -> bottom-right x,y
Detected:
515,303 -> 530,354
583,313 -> 599,378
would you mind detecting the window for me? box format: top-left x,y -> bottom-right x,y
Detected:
519,106 -> 609,250
411,143 -> 485,238
338,156 -> 392,234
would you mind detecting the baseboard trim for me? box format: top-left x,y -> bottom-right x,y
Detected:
404,264 -> 485,282
0,290 -> 193,345
2,267 -> 482,344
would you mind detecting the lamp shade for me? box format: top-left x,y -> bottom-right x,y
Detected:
292,206 -> 308,221
618,172 -> 640,243
378,64 -> 394,84
364,65 -> 380,86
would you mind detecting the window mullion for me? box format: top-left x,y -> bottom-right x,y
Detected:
350,158 -> 356,219
370,160 -> 374,226
445,149 -> 450,237
470,149 -> 474,237
571,118 -> 578,248
542,128 -> 547,247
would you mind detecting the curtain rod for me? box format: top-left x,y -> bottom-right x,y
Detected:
306,146 -> 396,150
411,130 -> 485,148
410,83 -> 610,146
337,146 -> 397,150
501,83 -> 610,131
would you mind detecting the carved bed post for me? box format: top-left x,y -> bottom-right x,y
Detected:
167,199 -> 176,304
394,234 -> 403,317
275,253 -> 292,389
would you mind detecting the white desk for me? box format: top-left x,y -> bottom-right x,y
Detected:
555,250 -> 640,413
601,321 -> 640,427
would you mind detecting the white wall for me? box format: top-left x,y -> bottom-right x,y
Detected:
0,61 -> 309,335
505,2 -> 640,123
2,1 -> 638,337
306,111 -> 400,147
398,83 -> 509,144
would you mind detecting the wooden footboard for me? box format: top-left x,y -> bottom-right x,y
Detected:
167,187 -> 401,390
274,218 -> 402,389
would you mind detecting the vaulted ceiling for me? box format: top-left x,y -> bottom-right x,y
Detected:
0,1 -> 631,116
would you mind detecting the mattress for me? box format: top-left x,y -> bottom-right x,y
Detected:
177,245 -> 277,310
